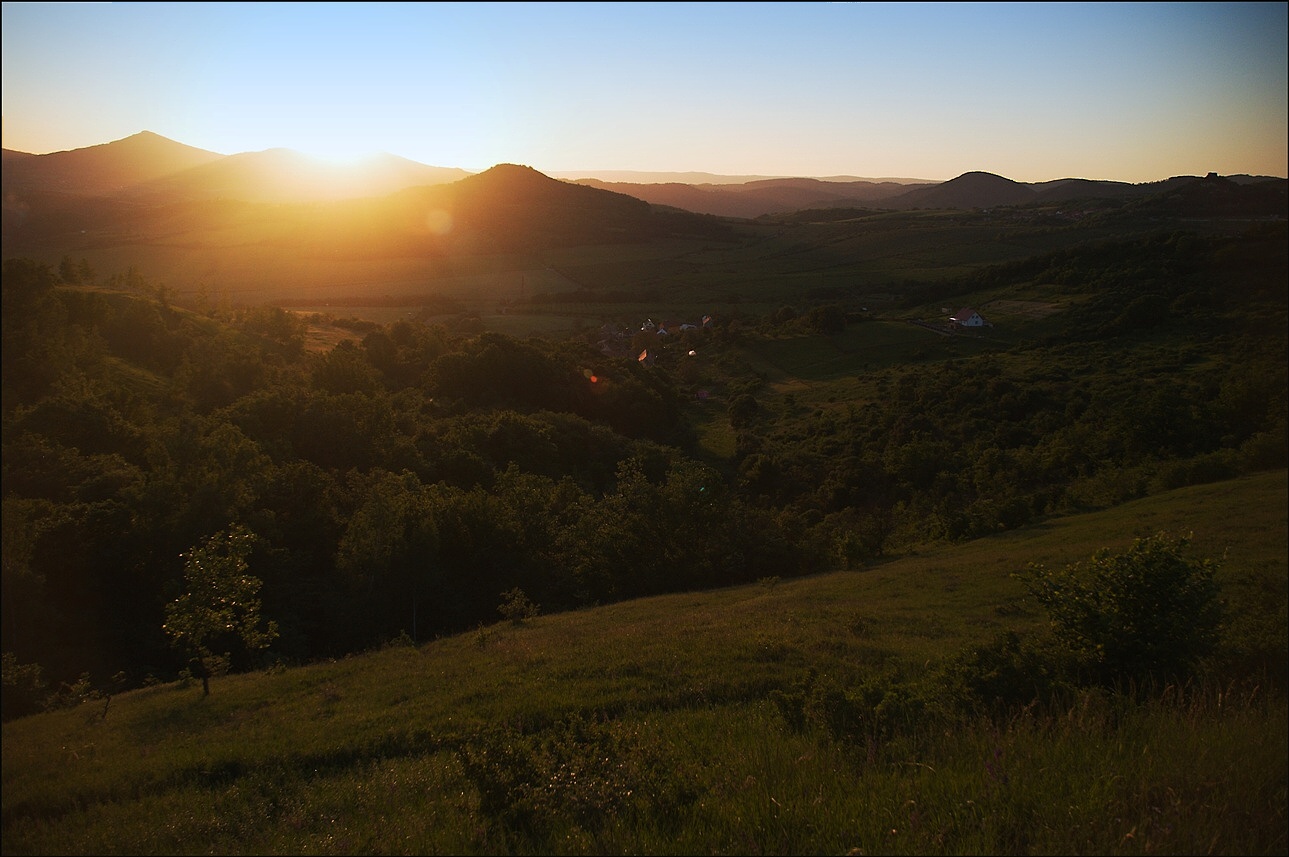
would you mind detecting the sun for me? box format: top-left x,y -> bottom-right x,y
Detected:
298,142 -> 383,167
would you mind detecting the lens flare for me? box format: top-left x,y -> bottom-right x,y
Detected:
425,209 -> 453,235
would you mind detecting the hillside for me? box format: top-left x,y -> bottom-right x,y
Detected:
2,471 -> 1285,854
3,127 -> 1286,852
122,148 -> 471,204
881,170 -> 1037,210
1,159 -> 738,292
0,130 -> 225,195
570,176 -> 933,218
2,212 -> 1285,692
4,132 -> 1284,314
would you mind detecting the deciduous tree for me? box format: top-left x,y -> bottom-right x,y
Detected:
163,525 -> 278,695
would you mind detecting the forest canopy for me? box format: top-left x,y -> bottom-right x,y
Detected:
2,220 -> 1286,713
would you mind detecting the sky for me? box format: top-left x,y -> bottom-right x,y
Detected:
2,1 -> 1286,183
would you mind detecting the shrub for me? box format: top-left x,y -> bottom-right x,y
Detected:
1,653 -> 47,721
936,630 -> 1078,716
456,715 -> 698,842
1016,532 -> 1224,685
498,587 -> 540,625
770,668 -> 944,745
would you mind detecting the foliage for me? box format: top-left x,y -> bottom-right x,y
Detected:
2,189 -> 1287,851
162,525 -> 279,694
456,714 -> 699,845
770,666 -> 946,747
1016,531 -> 1225,684
497,587 -> 540,624
935,629 -> 1078,715
0,216 -> 1285,694
1,652 -> 47,721
1,468 -> 1285,853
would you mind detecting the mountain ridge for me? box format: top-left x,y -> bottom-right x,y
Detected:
7,131 -> 1283,212
3,131 -> 1284,272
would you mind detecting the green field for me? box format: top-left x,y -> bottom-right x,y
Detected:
3,471 -> 1285,855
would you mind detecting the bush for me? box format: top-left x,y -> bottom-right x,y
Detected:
936,630 -> 1078,716
498,587 -> 540,624
1016,532 -> 1224,685
456,715 -> 698,842
770,668 -> 944,745
1,653 -> 47,721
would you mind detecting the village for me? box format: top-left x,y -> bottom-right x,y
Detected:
595,313 -> 716,364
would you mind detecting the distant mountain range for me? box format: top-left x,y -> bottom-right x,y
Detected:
2,131 -> 1284,264
6,131 -> 1284,213
1,134 -> 736,261
1,131 -> 470,204
574,169 -> 1287,218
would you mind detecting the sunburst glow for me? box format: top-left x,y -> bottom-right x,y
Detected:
299,145 -> 382,168
2,2 -> 1285,182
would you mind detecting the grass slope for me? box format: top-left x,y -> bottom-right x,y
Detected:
3,471 -> 1285,855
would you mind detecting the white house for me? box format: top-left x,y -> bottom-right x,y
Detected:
949,308 -> 987,328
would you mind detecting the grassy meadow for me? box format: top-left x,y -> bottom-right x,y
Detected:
4,470 -> 1285,855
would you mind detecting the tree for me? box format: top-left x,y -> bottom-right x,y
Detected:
1017,531 -> 1224,685
497,587 -> 539,624
163,525 -> 278,695
58,255 -> 82,285
336,470 -> 439,643
804,304 -> 847,335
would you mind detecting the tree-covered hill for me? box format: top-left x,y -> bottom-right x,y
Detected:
1,215 -> 1285,711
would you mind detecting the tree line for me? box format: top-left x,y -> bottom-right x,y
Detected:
2,258 -> 800,714
2,220 -> 1285,715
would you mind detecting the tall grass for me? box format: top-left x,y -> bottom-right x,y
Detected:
4,472 -> 1285,854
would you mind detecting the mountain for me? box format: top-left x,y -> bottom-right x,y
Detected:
2,158 -> 735,266
569,176 -> 936,218
1,148 -> 38,165
570,179 -> 786,219
579,170 -> 1288,218
1,131 -> 471,205
881,170 -> 1037,210
4,131 -> 1284,290
549,169 -> 935,185
1122,173 -> 1289,218
870,172 -> 1288,213
122,149 -> 471,204
551,170 -> 794,185
8,131 -> 1283,219
1,131 -> 225,196
312,163 -> 733,255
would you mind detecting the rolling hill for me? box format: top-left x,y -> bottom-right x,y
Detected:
2,151 -> 736,265
121,148 -> 472,204
2,128 -> 1285,854
569,176 -> 936,218
880,170 -> 1038,210
0,130 -> 469,202
3,131 -> 1284,311
2,470 -> 1285,854
0,130 -> 225,196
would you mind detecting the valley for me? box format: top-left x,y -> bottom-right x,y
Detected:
3,131 -> 1285,856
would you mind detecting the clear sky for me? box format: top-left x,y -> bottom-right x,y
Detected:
3,1 -> 1286,182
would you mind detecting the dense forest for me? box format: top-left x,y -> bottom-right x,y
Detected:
2,220 -> 1286,718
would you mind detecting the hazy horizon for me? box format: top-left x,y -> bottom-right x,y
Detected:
3,1 -> 1286,183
